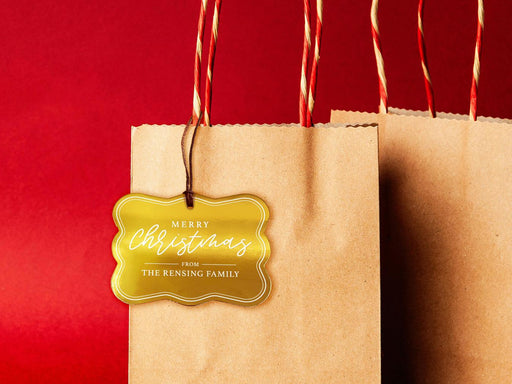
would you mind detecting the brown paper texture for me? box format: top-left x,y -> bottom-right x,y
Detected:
387,107 -> 512,124
332,110 -> 512,383
128,123 -> 381,383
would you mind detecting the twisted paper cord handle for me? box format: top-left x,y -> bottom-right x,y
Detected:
204,0 -> 222,126
300,0 -> 323,127
300,0 -> 312,127
371,0 -> 388,114
469,0 -> 484,121
306,0 -> 323,128
192,0 -> 208,124
417,0 -> 436,117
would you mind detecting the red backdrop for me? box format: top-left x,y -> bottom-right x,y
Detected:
1,1 -> 510,383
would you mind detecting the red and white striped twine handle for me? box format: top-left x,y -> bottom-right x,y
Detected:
417,0 -> 484,120
373,0 -> 484,120
300,0 -> 311,127
300,0 -> 323,127
204,0 -> 222,126
194,0 -> 324,127
192,0 -> 222,126
306,0 -> 323,128
470,0 -> 484,121
370,0 -> 388,114
192,0 -> 208,124
417,0 -> 436,117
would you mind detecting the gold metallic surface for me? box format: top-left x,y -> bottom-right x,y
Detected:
111,193 -> 271,306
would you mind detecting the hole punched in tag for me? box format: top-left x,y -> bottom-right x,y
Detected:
181,112 -> 203,208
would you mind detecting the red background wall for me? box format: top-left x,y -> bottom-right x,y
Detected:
1,1 -> 510,383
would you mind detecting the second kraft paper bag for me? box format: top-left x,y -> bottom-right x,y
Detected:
329,1 -> 512,380
331,109 -> 512,383
128,122 -> 380,383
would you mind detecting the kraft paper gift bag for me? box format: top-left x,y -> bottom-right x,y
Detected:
117,2 -> 381,383
331,111 -> 512,384
128,123 -> 380,383
330,3 -> 512,382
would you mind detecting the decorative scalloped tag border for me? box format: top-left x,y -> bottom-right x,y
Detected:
111,193 -> 271,306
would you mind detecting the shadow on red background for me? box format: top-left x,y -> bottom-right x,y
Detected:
0,1 -> 510,383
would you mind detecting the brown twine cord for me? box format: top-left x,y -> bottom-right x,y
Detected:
181,112 -> 203,208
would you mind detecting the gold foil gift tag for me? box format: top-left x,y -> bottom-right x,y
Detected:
112,114 -> 271,306
111,193 -> 271,306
